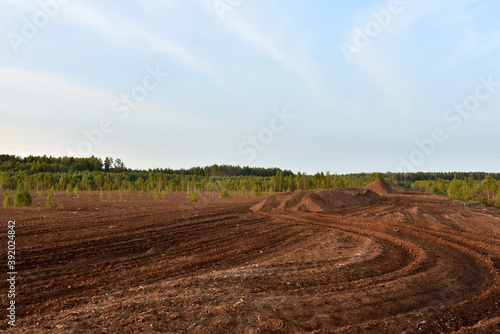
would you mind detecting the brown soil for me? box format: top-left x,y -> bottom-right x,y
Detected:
250,188 -> 381,213
365,179 -> 396,194
1,190 -> 500,333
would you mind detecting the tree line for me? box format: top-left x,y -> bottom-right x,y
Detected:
1,155 -> 499,207
0,155 -> 295,176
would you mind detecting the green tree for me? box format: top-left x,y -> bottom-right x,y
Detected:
219,189 -> 229,199
104,157 -> 113,172
187,175 -> 198,202
135,177 -> 145,192
3,191 -> 13,207
482,176 -> 497,200
42,192 -> 54,208
114,158 -> 125,172
300,173 -> 307,191
333,175 -> 346,188
447,179 -> 463,200
14,189 -> 32,207
188,188 -> 198,202
252,180 -> 262,197
275,170 -> 284,192
461,177 -> 474,201
435,178 -> 448,195
325,171 -> 332,189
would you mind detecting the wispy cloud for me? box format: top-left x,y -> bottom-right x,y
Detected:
230,18 -> 319,87
63,2 -> 215,77
0,0 -> 37,11
0,66 -> 112,110
357,52 -> 416,118
439,2 -> 500,64
201,1 -> 328,108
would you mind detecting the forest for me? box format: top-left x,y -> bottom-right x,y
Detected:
1,154 -> 499,207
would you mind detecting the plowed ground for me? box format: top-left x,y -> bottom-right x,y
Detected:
1,190 -> 500,333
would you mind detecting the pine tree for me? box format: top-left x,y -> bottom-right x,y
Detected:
42,192 -> 54,208
461,177 -> 474,202
276,171 -> 284,192
187,175 -> 198,202
447,179 -> 463,200
482,176 -> 497,200
3,191 -> 13,207
14,189 -> 32,207
326,171 -> 332,189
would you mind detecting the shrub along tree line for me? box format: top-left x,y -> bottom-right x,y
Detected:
0,155 -> 499,207
3,189 -> 31,207
411,175 -> 500,207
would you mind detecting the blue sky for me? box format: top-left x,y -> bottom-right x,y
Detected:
1,0 -> 499,174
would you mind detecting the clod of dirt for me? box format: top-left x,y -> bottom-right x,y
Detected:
365,179 -> 396,195
250,188 -> 381,213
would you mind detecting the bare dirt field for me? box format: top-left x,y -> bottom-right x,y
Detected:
1,189 -> 500,333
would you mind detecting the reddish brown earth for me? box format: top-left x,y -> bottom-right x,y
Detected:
365,179 -> 396,195
1,190 -> 500,333
250,188 -> 381,213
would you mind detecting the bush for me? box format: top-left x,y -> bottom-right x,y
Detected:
14,190 -> 32,207
188,188 -> 198,202
252,185 -> 262,197
66,185 -> 74,199
3,191 -> 14,207
219,189 -> 229,199
42,193 -> 54,208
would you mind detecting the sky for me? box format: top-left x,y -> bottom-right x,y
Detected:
0,0 -> 499,174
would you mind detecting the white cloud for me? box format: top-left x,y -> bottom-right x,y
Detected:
199,0 -> 329,108
62,2 -> 215,77
0,0 -> 37,11
437,1 -> 500,64
0,66 -> 112,110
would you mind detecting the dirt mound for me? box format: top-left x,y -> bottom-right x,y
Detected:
365,179 -> 396,194
251,188 -> 381,213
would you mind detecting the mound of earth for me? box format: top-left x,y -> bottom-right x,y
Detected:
251,188 -> 381,213
365,178 -> 396,194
